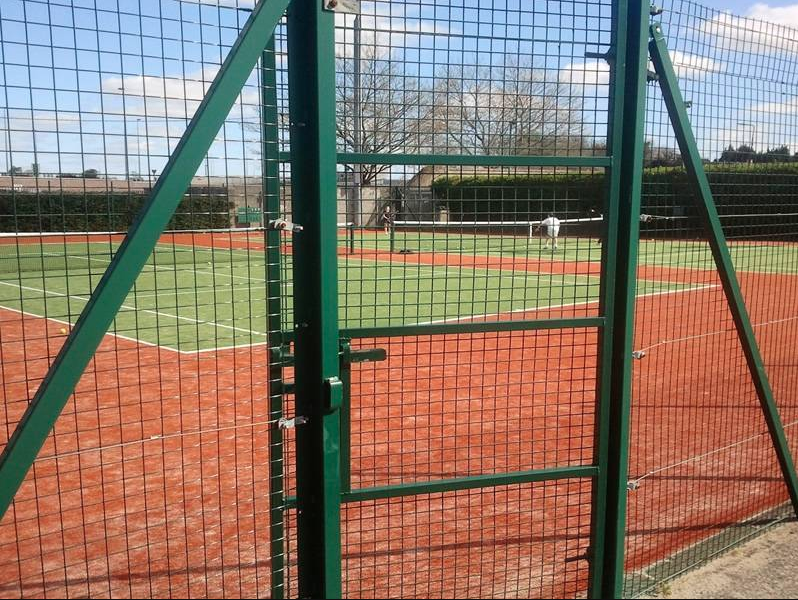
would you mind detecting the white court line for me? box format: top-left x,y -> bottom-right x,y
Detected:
0,280 -> 265,339
350,255 -> 599,284
637,314 -> 798,354
52,251 -> 271,284
0,268 -> 722,356
0,304 -> 182,354
413,283 -> 722,326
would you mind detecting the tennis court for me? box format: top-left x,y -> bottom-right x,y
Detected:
0,228 -> 741,353
1,225 -> 797,597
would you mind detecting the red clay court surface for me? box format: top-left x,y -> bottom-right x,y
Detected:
0,240 -> 797,598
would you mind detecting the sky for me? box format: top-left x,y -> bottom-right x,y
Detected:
2,0 -> 798,178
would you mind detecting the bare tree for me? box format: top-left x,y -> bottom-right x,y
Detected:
431,62 -> 586,156
336,48 -> 433,186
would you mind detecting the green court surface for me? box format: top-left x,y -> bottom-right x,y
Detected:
0,235 -> 770,352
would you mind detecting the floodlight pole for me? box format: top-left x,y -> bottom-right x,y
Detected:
352,13 -> 363,227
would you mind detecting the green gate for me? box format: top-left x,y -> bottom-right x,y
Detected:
272,1 -> 651,596
2,1 -> 798,598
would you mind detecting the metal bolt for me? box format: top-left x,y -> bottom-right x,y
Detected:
632,350 -> 647,360
326,0 -> 338,8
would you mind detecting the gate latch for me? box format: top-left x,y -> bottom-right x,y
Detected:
340,340 -> 388,365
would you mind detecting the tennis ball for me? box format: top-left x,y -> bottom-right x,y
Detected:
59,327 -> 68,335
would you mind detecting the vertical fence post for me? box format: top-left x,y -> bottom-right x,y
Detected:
649,23 -> 798,517
287,1 -> 343,597
262,35 -> 287,599
591,1 -> 650,597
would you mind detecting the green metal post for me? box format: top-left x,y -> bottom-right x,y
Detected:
0,0 -> 290,522
339,341 -> 353,494
650,23 -> 798,516
287,1 -> 343,597
590,1 -> 650,597
389,223 -> 396,253
262,36 -> 287,599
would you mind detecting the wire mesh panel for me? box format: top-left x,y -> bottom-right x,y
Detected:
625,1 -> 798,595
341,479 -> 593,598
0,0 -> 285,597
6,0 -> 797,598
329,1 -> 615,597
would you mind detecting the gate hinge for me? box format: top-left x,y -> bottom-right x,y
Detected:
270,344 -> 294,366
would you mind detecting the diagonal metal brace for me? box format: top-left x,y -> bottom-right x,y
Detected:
649,22 -> 798,517
0,0 -> 291,521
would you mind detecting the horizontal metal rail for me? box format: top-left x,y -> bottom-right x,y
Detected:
277,151 -> 611,168
341,317 -> 604,340
285,464 -> 599,508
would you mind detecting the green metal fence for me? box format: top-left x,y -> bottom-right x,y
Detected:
0,1 -> 797,598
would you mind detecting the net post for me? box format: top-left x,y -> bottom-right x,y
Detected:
389,222 -> 396,253
0,0 -> 291,523
589,1 -> 650,597
287,1 -> 343,597
650,22 -> 798,517
349,222 -> 355,255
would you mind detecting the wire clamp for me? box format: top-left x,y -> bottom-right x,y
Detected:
646,69 -> 660,83
640,214 -> 654,223
323,0 -> 360,13
632,350 -> 647,360
268,219 -> 304,233
278,416 -> 309,430
627,480 -> 641,491
650,5 -> 664,16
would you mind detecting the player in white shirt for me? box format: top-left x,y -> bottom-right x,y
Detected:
536,213 -> 561,250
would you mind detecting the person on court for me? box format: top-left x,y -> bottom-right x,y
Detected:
380,205 -> 394,236
535,213 -> 561,250
589,207 -> 604,245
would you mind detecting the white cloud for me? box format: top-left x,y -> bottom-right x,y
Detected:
335,14 -> 449,58
101,67 -> 259,120
703,5 -> 798,55
753,96 -> 798,115
560,52 -> 719,87
748,2 -> 798,27
559,61 -> 610,87
669,51 -> 721,79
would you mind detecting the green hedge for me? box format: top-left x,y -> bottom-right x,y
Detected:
431,172 -> 605,220
431,163 -> 798,239
0,188 -> 233,233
